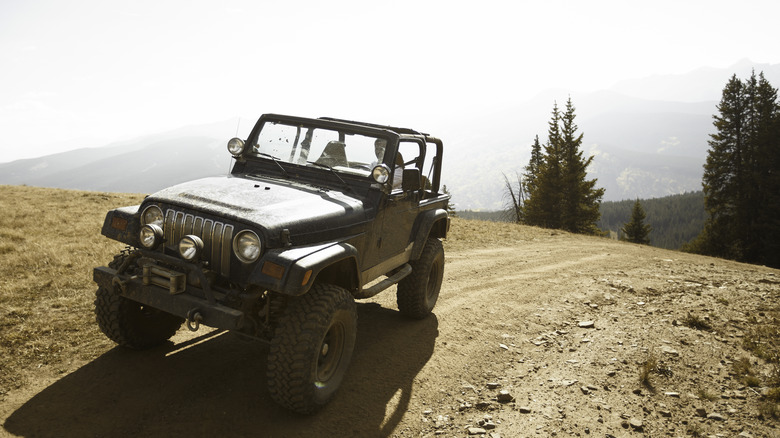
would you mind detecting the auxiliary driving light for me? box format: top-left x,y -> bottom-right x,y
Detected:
371,164 -> 390,184
140,224 -> 164,249
179,235 -> 204,261
227,137 -> 246,157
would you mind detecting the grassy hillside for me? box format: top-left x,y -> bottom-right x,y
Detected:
456,209 -> 511,222
0,186 -> 144,394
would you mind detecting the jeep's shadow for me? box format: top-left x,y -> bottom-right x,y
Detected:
4,302 -> 438,437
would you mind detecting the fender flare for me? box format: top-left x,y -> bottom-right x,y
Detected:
410,208 -> 450,260
100,205 -> 141,247
249,242 -> 359,296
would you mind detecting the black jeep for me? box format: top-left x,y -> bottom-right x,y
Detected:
92,114 -> 450,413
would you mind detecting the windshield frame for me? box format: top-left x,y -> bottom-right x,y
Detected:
242,115 -> 400,181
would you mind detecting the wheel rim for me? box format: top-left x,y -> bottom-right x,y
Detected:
425,259 -> 441,303
316,321 -> 345,383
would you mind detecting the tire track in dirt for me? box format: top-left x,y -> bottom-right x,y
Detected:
435,243 -> 614,316
362,238 -> 622,432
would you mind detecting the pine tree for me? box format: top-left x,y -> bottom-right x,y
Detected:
559,97 -> 604,234
694,71 -> 780,267
750,72 -> 780,266
523,135 -> 543,196
524,102 -> 564,229
522,99 -> 604,234
699,74 -> 746,258
621,199 -> 651,244
442,185 -> 457,217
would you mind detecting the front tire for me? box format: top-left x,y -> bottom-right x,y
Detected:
397,238 -> 444,319
267,283 -> 357,414
94,286 -> 184,349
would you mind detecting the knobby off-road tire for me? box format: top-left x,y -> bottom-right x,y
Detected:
397,237 -> 444,319
267,283 -> 357,414
94,286 -> 184,349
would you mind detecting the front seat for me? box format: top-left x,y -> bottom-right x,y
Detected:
315,141 -> 348,168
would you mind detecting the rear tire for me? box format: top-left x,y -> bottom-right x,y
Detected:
94,286 -> 184,349
267,283 -> 357,414
397,238 -> 444,319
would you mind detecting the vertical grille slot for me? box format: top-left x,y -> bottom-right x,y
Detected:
163,209 -> 234,276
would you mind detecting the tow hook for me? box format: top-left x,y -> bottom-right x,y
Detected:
186,309 -> 203,332
111,275 -> 136,294
111,276 -> 126,294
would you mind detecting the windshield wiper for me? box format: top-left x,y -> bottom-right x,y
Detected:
258,153 -> 289,177
307,161 -> 354,194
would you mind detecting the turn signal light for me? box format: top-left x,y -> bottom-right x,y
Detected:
262,261 -> 285,279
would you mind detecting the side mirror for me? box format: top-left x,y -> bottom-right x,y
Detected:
401,168 -> 421,192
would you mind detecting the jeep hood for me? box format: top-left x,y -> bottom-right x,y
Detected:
146,176 -> 369,235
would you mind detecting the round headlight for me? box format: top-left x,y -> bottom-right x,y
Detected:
227,137 -> 246,156
141,205 -> 164,225
140,224 -> 164,249
179,235 -> 204,261
371,164 -> 390,184
233,230 -> 262,263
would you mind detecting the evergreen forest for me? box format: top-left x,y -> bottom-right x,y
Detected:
458,191 -> 707,251
687,71 -> 780,268
597,192 -> 706,250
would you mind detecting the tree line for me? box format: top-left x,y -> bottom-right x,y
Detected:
459,191 -> 706,250
598,192 -> 706,249
685,71 -> 780,268
476,70 -> 779,268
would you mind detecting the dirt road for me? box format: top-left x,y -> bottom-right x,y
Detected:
2,219 -> 779,437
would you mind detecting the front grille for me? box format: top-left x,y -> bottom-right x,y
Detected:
163,209 -> 234,276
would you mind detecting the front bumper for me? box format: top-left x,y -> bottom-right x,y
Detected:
93,265 -> 246,331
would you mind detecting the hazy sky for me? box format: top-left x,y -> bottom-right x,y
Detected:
1,0 -> 779,163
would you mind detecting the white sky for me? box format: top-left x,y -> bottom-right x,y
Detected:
1,0 -> 779,163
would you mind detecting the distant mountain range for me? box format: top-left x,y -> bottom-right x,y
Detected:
440,59 -> 779,209
0,120 -> 241,194
2,60 -> 778,210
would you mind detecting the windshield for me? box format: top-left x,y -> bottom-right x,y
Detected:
250,121 -> 389,178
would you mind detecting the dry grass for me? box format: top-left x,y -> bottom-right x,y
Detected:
732,357 -> 761,387
0,185 -> 144,395
682,312 -> 713,331
743,316 -> 780,363
697,388 -> 718,401
637,351 -> 674,392
740,296 -> 780,417
444,217 -> 558,251
638,352 -> 658,390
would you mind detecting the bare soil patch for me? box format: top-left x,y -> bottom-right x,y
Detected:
1,186 -> 778,437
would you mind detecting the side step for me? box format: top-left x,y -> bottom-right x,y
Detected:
354,264 -> 412,299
